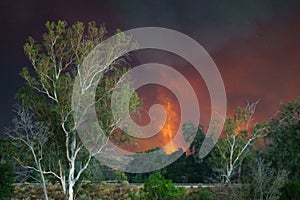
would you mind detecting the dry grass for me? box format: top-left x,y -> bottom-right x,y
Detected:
13,182 -> 140,200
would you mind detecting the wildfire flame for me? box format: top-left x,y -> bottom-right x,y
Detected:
120,86 -> 181,154
157,89 -> 180,154
162,100 -> 174,140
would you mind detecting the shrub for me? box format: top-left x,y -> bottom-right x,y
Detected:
250,158 -> 288,200
143,172 -> 186,200
280,179 -> 300,200
125,191 -> 145,200
114,170 -> 127,182
189,189 -> 214,200
0,162 -> 14,199
121,180 -> 129,186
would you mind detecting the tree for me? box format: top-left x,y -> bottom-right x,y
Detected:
160,150 -> 213,183
250,158 -> 287,200
0,162 -> 14,200
143,172 -> 186,200
18,20 -> 140,200
183,122 -> 207,160
266,98 -> 300,179
125,147 -> 182,173
182,122 -> 214,182
5,104 -> 52,200
209,101 -> 266,183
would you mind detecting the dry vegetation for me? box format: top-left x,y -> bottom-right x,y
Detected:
13,182 -> 140,200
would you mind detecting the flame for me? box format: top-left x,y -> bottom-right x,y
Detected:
162,100 -> 174,140
164,141 -> 178,154
157,90 -> 180,154
120,86 -> 181,154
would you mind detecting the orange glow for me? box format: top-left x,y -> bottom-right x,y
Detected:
162,100 -> 174,140
164,141 -> 178,154
118,87 -> 181,154
235,123 -> 245,135
157,89 -> 180,154
233,120 -> 253,140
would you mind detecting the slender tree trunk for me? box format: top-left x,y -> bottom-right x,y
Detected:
38,165 -> 48,200
68,184 -> 74,200
225,165 -> 233,183
68,156 -> 76,200
61,179 -> 66,195
32,148 -> 49,200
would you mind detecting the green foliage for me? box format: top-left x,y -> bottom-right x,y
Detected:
189,189 -> 214,200
183,122 -> 207,159
175,122 -> 214,182
128,173 -> 146,183
121,180 -> 129,186
125,191 -> 145,200
114,170 -> 128,182
143,172 -> 186,200
209,102 -> 264,183
18,19 -> 141,153
17,20 -> 142,199
266,98 -> 300,179
161,150 -> 213,183
80,158 -> 114,182
125,147 -> 181,173
249,158 -> 288,200
279,179 -> 300,200
0,162 -> 14,199
0,137 -> 15,162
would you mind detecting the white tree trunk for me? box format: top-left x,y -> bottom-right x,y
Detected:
38,164 -> 49,200
68,184 -> 74,200
31,146 -> 49,200
68,156 -> 76,200
60,176 -> 66,195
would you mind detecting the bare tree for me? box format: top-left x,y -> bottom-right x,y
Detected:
251,158 -> 288,200
6,104 -> 52,200
210,101 -> 267,183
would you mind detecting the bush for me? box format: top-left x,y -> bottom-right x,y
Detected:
143,172 -> 186,200
250,158 -> 288,200
280,179 -> 300,200
0,162 -> 14,199
189,189 -> 214,200
121,180 -> 129,186
114,170 -> 127,182
125,191 -> 145,200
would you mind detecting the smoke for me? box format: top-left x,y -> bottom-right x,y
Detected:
110,0 -> 300,52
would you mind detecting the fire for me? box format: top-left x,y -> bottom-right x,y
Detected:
164,141 -> 178,154
162,100 -> 174,140
120,86 -> 181,154
157,90 -> 180,154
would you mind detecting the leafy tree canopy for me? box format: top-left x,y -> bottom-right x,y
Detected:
266,98 -> 300,179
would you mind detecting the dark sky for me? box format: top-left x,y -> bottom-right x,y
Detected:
1,0 -> 300,130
